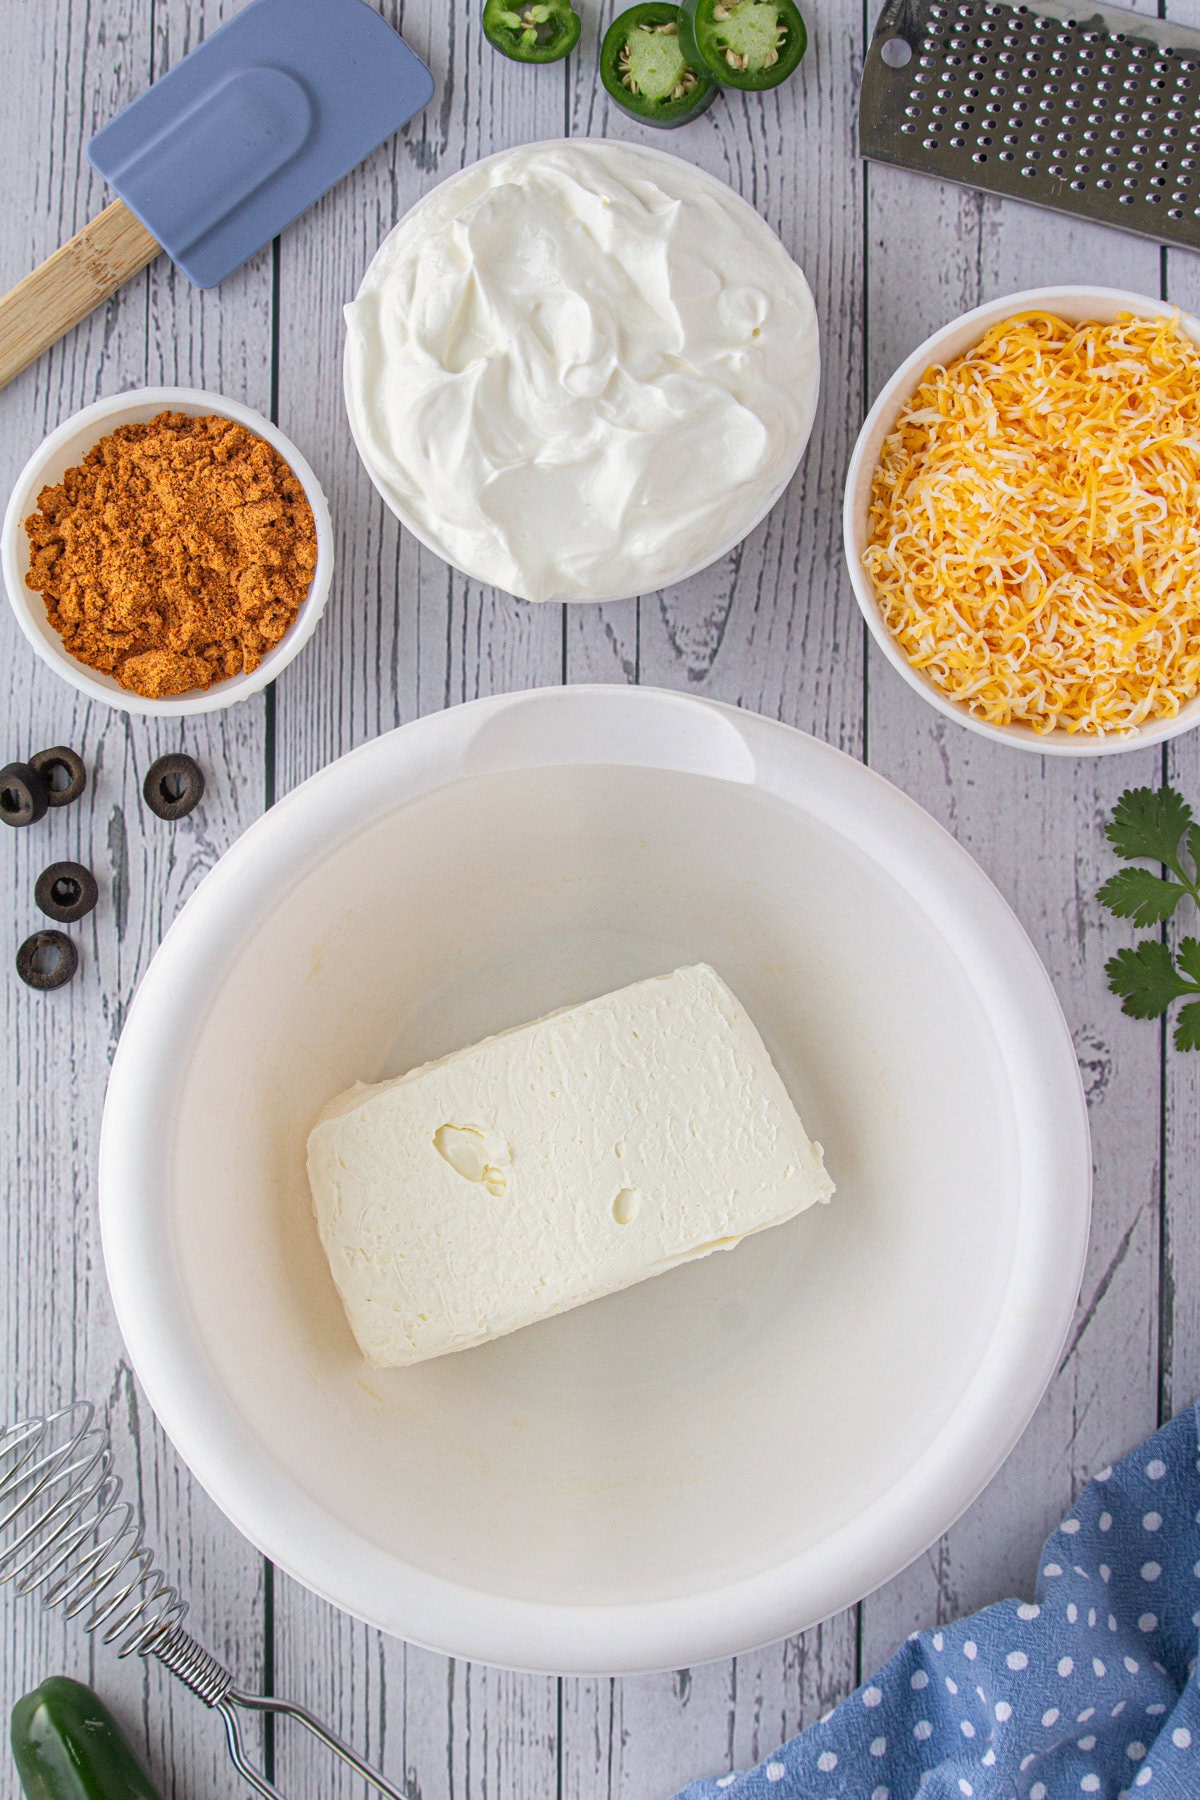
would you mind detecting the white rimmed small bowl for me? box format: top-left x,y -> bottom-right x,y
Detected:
2,387 -> 334,716
344,139 -> 820,606
843,286 -> 1200,757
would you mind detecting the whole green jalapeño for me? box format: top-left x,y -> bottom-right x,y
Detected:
482,0 -> 582,62
10,1679 -> 165,1800
678,0 -> 807,89
601,5 -> 718,127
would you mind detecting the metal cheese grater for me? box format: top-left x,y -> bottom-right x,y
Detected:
860,0 -> 1200,252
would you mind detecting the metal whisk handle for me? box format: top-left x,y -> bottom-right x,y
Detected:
0,1403 -> 408,1800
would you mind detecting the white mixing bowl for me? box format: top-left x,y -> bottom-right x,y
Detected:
99,687 -> 1090,1674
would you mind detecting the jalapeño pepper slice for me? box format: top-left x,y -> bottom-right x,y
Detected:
678,0 -> 807,89
601,4 -> 718,127
482,0 -> 581,62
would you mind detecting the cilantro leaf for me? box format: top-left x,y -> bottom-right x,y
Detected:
1186,824 -> 1200,881
1178,937 -> 1200,984
1105,939 -> 1198,1019
1105,785 -> 1193,867
1097,867 -> 1187,926
1176,1003 -> 1200,1052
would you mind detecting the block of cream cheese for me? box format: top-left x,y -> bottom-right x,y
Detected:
307,964 -> 834,1367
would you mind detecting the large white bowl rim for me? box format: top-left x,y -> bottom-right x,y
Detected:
843,285 -> 1200,756
99,686 -> 1091,1674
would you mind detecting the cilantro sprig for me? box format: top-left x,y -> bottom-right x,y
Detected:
1100,785 -> 1200,1051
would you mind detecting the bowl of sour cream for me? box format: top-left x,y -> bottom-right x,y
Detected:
342,139 -> 820,605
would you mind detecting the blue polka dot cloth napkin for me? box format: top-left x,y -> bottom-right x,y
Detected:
675,1406 -> 1200,1800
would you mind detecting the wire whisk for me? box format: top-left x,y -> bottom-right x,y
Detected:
0,1402 -> 409,1800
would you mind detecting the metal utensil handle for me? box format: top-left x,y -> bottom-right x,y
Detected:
0,1403 -> 409,1800
219,1690 -> 409,1800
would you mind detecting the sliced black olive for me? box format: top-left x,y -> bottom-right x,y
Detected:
143,753 -> 205,821
0,762 -> 50,828
35,860 -> 99,924
30,745 -> 87,807
16,929 -> 78,989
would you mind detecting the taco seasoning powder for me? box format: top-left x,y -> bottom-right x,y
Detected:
23,411 -> 317,700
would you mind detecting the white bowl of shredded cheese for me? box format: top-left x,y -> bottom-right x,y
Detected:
844,287 -> 1200,755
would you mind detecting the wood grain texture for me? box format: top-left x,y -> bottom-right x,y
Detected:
858,73 -> 1169,1668
0,4 -> 270,1796
1158,0 -> 1200,1433
269,6 -> 565,1797
4,0 -> 1198,1797
0,200 -> 162,393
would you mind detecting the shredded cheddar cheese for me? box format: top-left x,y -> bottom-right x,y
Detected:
864,311 -> 1200,736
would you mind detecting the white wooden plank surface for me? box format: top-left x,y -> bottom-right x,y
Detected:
0,3 -> 271,1795
858,154 -> 1168,1670
3,0 -> 1198,1796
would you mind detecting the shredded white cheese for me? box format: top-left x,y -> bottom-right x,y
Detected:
864,311 -> 1200,736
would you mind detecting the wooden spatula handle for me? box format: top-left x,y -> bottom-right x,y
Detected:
0,199 -> 162,391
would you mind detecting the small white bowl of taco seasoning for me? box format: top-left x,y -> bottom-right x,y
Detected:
843,286 -> 1200,757
1,387 -> 333,717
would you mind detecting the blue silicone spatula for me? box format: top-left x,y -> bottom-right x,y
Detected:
0,0 -> 433,389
